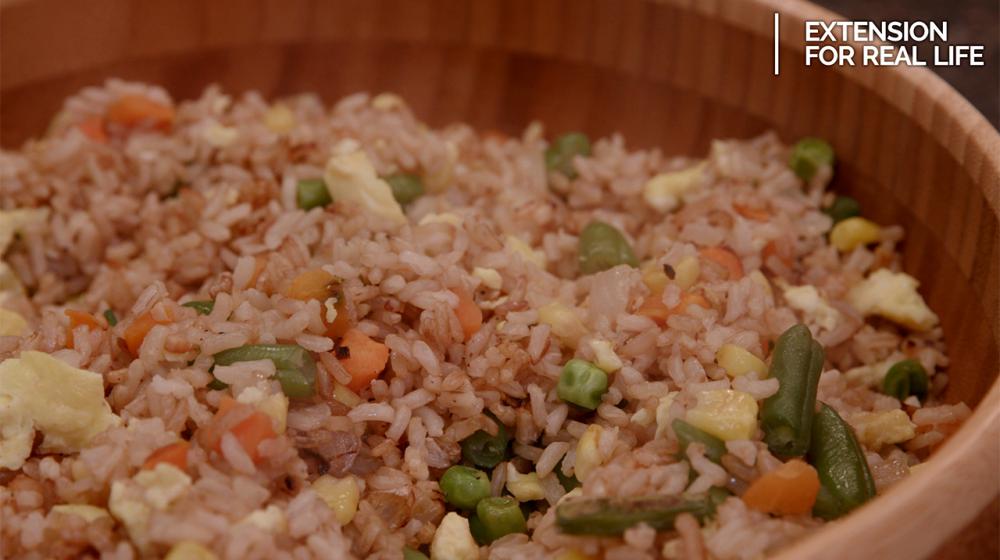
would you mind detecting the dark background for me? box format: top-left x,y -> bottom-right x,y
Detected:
815,0 -> 999,129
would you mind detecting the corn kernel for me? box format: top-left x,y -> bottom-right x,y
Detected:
587,339 -> 623,373
538,302 -> 588,348
574,424 -> 603,482
829,217 -> 881,252
642,163 -> 705,212
312,475 -> 359,525
849,409 -> 916,449
686,390 -> 759,441
640,261 -> 670,293
673,256 -> 700,290
716,344 -> 768,378
505,463 -> 545,501
165,542 -> 218,560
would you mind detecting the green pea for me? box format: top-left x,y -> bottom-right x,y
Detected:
103,309 -> 118,326
672,418 -> 726,464
182,300 -> 215,315
296,178 -> 332,210
578,221 -> 639,275
557,359 -> 609,410
402,547 -> 428,560
213,344 -> 317,398
384,173 -> 425,206
475,497 -> 527,543
789,137 -> 834,181
439,466 -> 491,510
460,412 -> 510,468
545,132 -> 591,178
823,196 -> 860,224
882,359 -> 929,402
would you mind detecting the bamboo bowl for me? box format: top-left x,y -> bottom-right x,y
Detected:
1,0 -> 997,558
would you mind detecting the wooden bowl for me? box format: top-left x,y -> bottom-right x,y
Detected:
2,0 -> 997,557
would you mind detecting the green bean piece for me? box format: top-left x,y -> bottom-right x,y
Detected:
103,309 -> 118,326
578,221 -> 639,275
296,178 -> 332,210
402,547 -> 429,560
384,173 -> 425,206
460,413 -> 510,468
213,344 -> 317,398
789,137 -> 835,181
882,359 -> 929,402
823,196 -> 860,225
544,132 -> 591,179
475,497 -> 527,543
439,465 -> 491,510
808,403 -> 876,520
761,324 -> 825,458
182,300 -> 214,315
556,495 -> 715,536
672,419 -> 727,464
557,359 -> 609,410
207,376 -> 229,391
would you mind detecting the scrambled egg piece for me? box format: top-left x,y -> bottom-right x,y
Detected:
642,163 -> 705,212
165,542 -> 219,560
263,104 -> 296,134
849,409 -> 916,449
654,392 -> 679,439
847,269 -> 939,331
588,339 -> 623,373
236,387 -> 289,433
323,145 -> 406,225
685,390 -> 758,441
783,284 -> 841,331
240,505 -> 287,532
0,307 -> 27,336
538,302 -> 587,348
472,267 -> 503,290
50,504 -> 111,522
505,463 -> 545,501
843,357 -> 897,387
110,464 -> 192,546
431,512 -> 479,560
505,235 -> 546,269
716,344 -> 767,378
574,424 -> 604,482
0,208 -> 47,254
312,474 -> 360,525
0,351 -> 120,469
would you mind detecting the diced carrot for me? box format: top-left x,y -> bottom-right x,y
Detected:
453,287 -> 482,341
338,328 -> 390,392
77,116 -> 108,143
638,290 -> 712,326
123,308 -> 174,356
732,203 -> 770,222
285,268 -> 352,338
143,441 -> 190,471
742,459 -> 820,515
700,246 -> 744,280
228,411 -> 277,463
65,309 -> 101,349
106,94 -> 175,130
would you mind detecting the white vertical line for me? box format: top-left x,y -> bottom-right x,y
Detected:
774,13 -> 780,75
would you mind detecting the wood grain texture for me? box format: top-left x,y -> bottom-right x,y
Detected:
1,0 -> 998,557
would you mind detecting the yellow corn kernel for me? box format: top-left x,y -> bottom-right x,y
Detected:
263,104 -> 296,134
673,256 -> 700,290
505,463 -> 545,501
165,542 -> 218,560
642,163 -> 705,212
685,390 -> 759,441
332,382 -> 363,408
829,217 -> 881,252
640,261 -> 670,293
588,339 -> 623,373
538,302 -> 588,348
716,344 -> 768,378
850,409 -> 916,449
574,424 -> 603,482
312,475 -> 359,525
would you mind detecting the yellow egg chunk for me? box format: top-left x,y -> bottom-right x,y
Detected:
716,344 -> 768,378
312,475 -> 360,525
686,390 -> 759,441
642,163 -> 705,212
505,235 -> 547,269
323,146 -> 406,225
850,409 -> 917,449
0,307 -> 28,336
505,463 -> 546,501
538,302 -> 587,348
829,217 -> 881,252
0,351 -> 120,469
847,269 -> 939,331
431,512 -> 479,560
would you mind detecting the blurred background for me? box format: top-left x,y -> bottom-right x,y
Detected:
816,0 -> 999,128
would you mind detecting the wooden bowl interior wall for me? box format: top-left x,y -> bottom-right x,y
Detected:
1,0 -> 998,558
